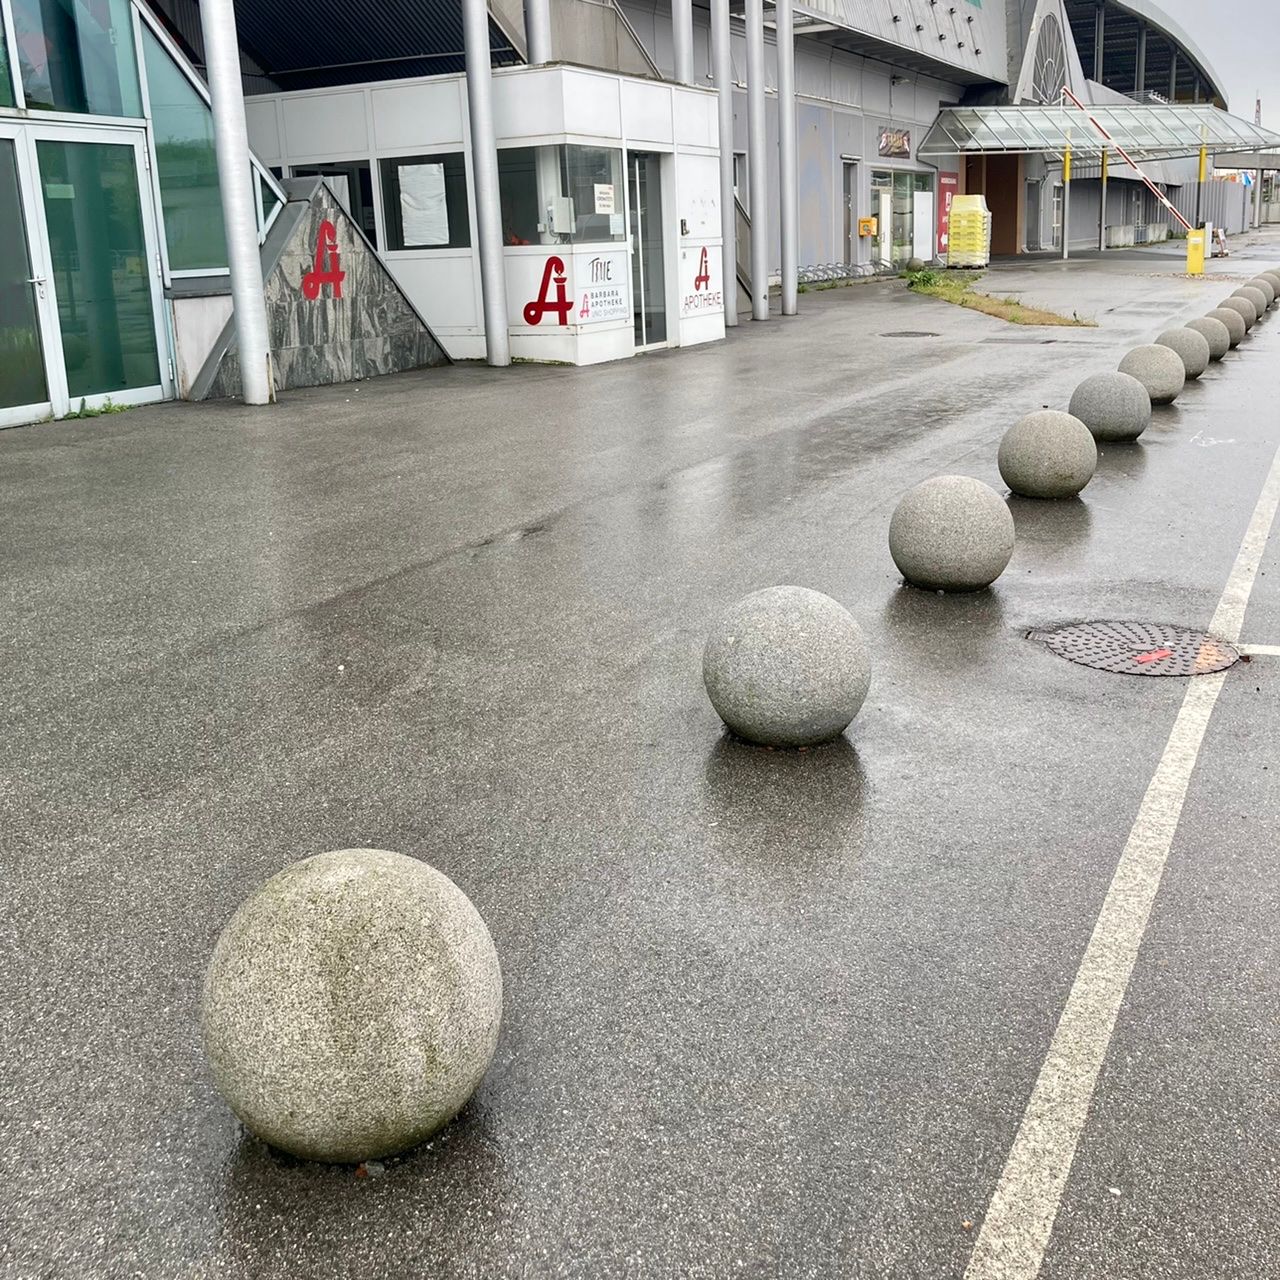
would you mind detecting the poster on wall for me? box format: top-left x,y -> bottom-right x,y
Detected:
878,128 -> 911,158
680,245 -> 724,318
593,184 -> 615,215
511,251 -> 631,327
398,163 -> 449,246
937,172 -> 959,255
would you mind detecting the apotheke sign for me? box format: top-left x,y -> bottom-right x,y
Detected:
680,245 -> 723,316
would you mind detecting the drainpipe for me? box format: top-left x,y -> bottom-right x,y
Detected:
463,0 -> 511,366
672,0 -> 694,85
711,0 -> 738,326
1098,150 -> 1108,251
199,0 -> 272,404
776,0 -> 797,315
524,0 -> 552,65
745,0 -> 769,319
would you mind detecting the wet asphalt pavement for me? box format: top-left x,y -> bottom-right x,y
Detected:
2,233 -> 1279,1279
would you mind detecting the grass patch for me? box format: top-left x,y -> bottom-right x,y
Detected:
905,269 -> 1096,327
61,396 -> 130,420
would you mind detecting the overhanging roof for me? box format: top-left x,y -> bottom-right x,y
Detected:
919,103 -> 1280,162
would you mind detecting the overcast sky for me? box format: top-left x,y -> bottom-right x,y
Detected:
1153,0 -> 1280,123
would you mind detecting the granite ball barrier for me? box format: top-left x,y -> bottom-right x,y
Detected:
1155,326 -> 1211,379
1220,296 -> 1257,330
1206,306 -> 1246,347
888,475 -> 1015,592
1248,277 -> 1276,308
1068,371 -> 1152,441
1233,285 -> 1269,318
203,848 -> 503,1163
1260,271 -> 1280,299
702,586 -> 871,747
1118,344 -> 1185,405
997,410 -> 1097,499
1184,316 -> 1231,361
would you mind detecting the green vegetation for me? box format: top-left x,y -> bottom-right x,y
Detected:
61,397 -> 130,420
905,269 -> 1096,327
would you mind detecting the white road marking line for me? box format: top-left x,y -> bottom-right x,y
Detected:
964,444 -> 1280,1280
1238,643 -> 1280,657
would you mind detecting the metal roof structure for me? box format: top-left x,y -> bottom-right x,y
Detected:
918,103 -> 1280,162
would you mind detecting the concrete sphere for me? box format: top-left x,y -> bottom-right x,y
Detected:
1248,277 -> 1276,308
1219,296 -> 1257,329
702,586 -> 871,747
1155,326 -> 1210,379
906,256 -> 927,272
1259,271 -> 1280,299
1117,344 -> 1185,405
1206,306 -> 1246,347
203,849 -> 503,1163
1233,285 -> 1269,318
1068,371 -> 1152,441
888,475 -> 1014,592
997,410 -> 1097,499
1184,316 -> 1231,361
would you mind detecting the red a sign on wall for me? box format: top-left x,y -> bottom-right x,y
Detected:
301,220 -> 344,299
693,246 -> 711,291
524,257 -> 573,326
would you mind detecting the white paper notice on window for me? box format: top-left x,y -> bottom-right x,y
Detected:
400,163 -> 448,246
594,183 -> 615,215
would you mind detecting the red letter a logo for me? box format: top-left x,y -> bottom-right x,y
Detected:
693,246 -> 711,292
524,257 -> 573,325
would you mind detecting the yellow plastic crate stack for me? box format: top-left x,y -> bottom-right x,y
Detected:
947,195 -> 992,268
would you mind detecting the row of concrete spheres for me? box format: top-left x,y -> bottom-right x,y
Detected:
196,269 -> 1279,1171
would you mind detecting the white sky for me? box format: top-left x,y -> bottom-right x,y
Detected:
1152,0 -> 1280,123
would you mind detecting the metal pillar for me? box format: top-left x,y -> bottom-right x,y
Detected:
1195,143 -> 1206,228
745,0 -> 768,320
672,0 -> 694,85
711,0 -> 738,326
777,0 -> 797,315
1134,25 -> 1146,96
1256,168 -> 1265,229
1093,5 -> 1104,82
1098,150 -> 1107,251
524,0 -> 552,65
1061,146 -> 1071,261
463,0 -> 511,366
199,0 -> 271,404
1169,49 -> 1178,101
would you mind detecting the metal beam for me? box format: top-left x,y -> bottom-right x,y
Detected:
711,0 -> 738,326
746,0 -> 769,320
1135,25 -> 1146,95
1093,4 -> 1105,84
777,0 -> 797,316
524,0 -> 552,65
672,0 -> 694,85
463,0 -> 511,366
200,0 -> 272,405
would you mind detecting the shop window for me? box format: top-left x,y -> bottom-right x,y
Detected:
497,145 -> 625,246
12,0 -> 142,117
141,26 -> 226,272
869,169 -> 932,267
260,171 -> 280,229
291,161 -> 377,247
379,153 -> 470,250
0,21 -> 14,107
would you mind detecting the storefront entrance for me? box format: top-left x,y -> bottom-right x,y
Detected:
0,123 -> 169,428
628,151 -> 667,349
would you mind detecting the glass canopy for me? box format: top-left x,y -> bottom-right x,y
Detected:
919,104 -> 1280,161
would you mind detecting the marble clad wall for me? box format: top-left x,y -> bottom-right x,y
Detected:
207,186 -> 449,400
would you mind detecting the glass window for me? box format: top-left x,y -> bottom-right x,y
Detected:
13,0 -> 142,117
0,21 -> 15,107
379,153 -> 469,250
140,26 -> 226,272
497,144 -> 625,246
259,170 -> 280,230
291,161 -> 376,246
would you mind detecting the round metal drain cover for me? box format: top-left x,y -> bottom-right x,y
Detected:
1030,621 -> 1239,677
881,330 -> 940,338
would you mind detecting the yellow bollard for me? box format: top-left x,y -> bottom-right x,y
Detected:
1186,227 -> 1206,276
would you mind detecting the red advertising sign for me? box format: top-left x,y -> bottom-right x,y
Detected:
937,172 -> 959,256
523,257 -> 573,326
301,220 -> 344,299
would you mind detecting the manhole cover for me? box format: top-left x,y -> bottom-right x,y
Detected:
880,330 -> 940,338
1029,621 -> 1239,677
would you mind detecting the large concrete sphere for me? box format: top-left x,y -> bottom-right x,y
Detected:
1233,285 -> 1269,318
997,410 -> 1097,499
1068,371 -> 1152,441
203,849 -> 503,1163
888,475 -> 1014,592
1184,316 -> 1231,361
1155,326 -> 1210,379
1219,295 -> 1257,329
702,586 -> 871,746
1259,271 -> 1280,299
1206,306 -> 1246,347
1248,277 -> 1276,308
1117,344 -> 1185,405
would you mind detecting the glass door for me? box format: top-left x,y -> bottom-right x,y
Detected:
0,130 -> 53,428
628,152 -> 667,349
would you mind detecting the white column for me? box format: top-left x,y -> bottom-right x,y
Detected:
672,0 -> 694,85
463,0 -> 511,366
711,0 -> 737,326
524,0 -> 552,65
776,0 -> 797,315
199,0 -> 271,404
745,0 -> 768,320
